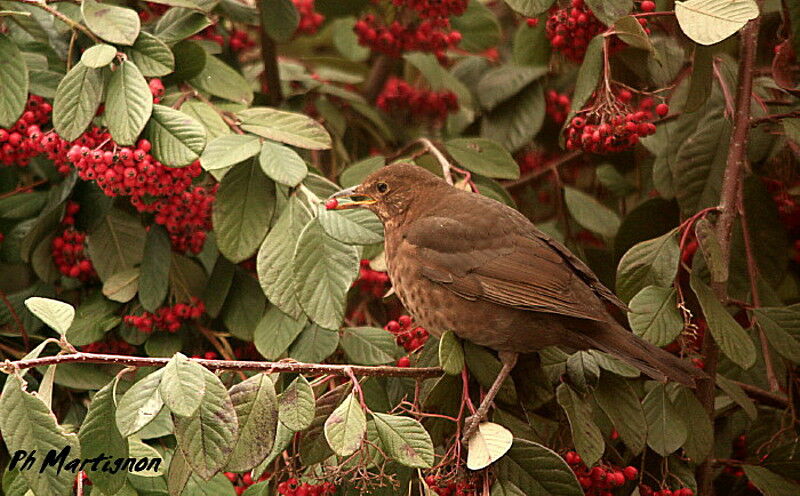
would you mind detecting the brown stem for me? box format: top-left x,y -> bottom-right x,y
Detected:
0,289 -> 29,351
417,137 -> 454,185
364,54 -> 393,103
256,3 -> 283,107
13,0 -> 101,43
0,178 -> 48,200
751,110 -> 800,126
1,352 -> 445,378
502,150 -> 583,190
732,380 -> 788,409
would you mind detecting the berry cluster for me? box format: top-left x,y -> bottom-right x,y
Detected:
546,0 -> 605,63
395,0 -> 468,18
51,202 -> 96,281
82,338 -> 137,355
424,475 -> 476,496
638,486 -> 695,496
565,96 -> 668,154
139,2 -> 169,22
377,77 -> 459,123
192,351 -> 219,360
293,0 -> 325,35
355,259 -> 390,298
124,297 -> 205,333
224,471 -> 271,495
546,89 -> 571,125
354,15 -> 462,58
0,95 -> 52,167
386,314 -> 429,356
516,149 -> 550,175
277,478 -> 336,496
564,451 -> 639,495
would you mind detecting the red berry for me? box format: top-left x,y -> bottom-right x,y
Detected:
325,198 -> 338,210
397,356 -> 411,367
641,0 -> 656,12
656,103 -> 669,117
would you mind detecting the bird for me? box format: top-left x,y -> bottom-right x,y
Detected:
329,162 -> 706,443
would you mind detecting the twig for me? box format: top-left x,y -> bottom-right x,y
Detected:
0,289 -> 28,351
751,110 -> 800,126
1,352 -> 445,378
256,0 -> 283,106
13,0 -> 101,43
364,54 -> 393,103
417,137 -> 454,185
732,380 -> 788,409
502,150 -> 583,190
0,178 -> 48,200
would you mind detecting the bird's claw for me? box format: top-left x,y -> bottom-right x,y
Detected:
461,414 -> 481,445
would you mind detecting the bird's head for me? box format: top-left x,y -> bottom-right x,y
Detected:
328,163 -> 445,222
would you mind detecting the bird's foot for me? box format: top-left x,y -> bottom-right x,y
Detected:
461,414 -> 484,445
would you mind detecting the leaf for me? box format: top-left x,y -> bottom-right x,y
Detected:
189,55 -> 253,104
0,33 -> 28,127
260,0 -> 299,42
512,17 -> 551,67
715,373 -> 757,419
153,7 -> 212,44
279,375 -> 315,431
627,286 -> 684,346
116,370 -> 166,439
569,36 -> 604,116
445,138 -> 520,179
481,81 -> 545,153
259,140 -> 308,186
289,324 -> 340,363
467,422 -> 514,470
477,65 -> 547,111
87,208 -> 146,282
404,52 -> 473,107
171,39 -> 207,81
52,62 -> 103,141
563,186 -> 621,238
221,269 -> 266,340
102,268 -> 140,302
139,225 -> 170,311
556,384 -> 604,467
372,412 -> 435,468
332,17 -> 370,62
694,217 -> 727,284
254,306 -> 307,359
318,207 -> 384,245
670,386 -> 713,461
585,0 -> 633,25
675,0 -> 759,46
81,0 -> 140,45
67,292 -> 121,346
593,374 -> 646,454
81,43 -> 117,68
616,229 -> 680,303
225,373 -> 279,472
643,383 -> 687,456
0,374 -> 81,496
181,99 -> 229,140
340,327 -> 400,365
754,306 -> 800,363
565,351 -> 600,393
173,366 -> 239,480
324,393 -> 367,457
497,438 -> 583,496
690,273 -> 757,369
503,0 -> 556,16
451,0 -> 502,52
464,342 -> 518,404
23,297 -> 74,335
439,331 -> 465,375
78,381 -> 129,494
160,352 -> 206,417
200,134 -> 262,172
105,60 -> 153,145
145,104 -> 207,167
125,31 -> 174,77
743,465 -> 800,496
0,191 -> 47,219
339,156 -> 385,188
238,107 -> 332,150
213,158 -> 275,263
614,15 -> 653,51
293,218 -> 360,329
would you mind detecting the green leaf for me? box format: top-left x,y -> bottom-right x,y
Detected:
670,386 -> 713,461
200,134 -> 262,171
512,17 -> 551,67
171,39 -> 207,81
616,229 -> 680,303
503,0 -> 555,16
565,351 -> 600,393
81,0 -> 140,45
439,330 -> 465,375
189,55 -> 253,104
116,369 -> 165,437
145,332 -> 183,357
467,421 -> 513,470
259,140 -> 308,186
102,268 -> 140,302
125,32 -> 175,77
643,383 -> 687,456
585,0 -> 633,25
753,306 -> 800,363
254,306 -> 307,359
568,35 -> 604,120
79,381 -> 129,495
743,465 -> 800,496
146,0 -> 205,10
67,292 -> 121,346
260,0 -> 299,42
445,138 -> 520,179
481,81 -> 545,152
339,156 -> 385,188
372,412 -> 434,468
0,34 -> 28,127
318,207 -> 384,245
563,186 -> 621,238
331,17 -> 369,62
289,324 -> 340,363
556,383 -> 604,467
81,43 -> 117,68
324,392 -> 367,457
0,374 -> 81,496
627,286 -> 684,346
593,374 -> 646,454
491,480 -> 527,496
145,104 -> 207,167
451,0 -> 502,53
690,273 -> 757,369
464,342 -> 518,404
715,373 -> 757,419
279,375 -> 315,431
160,352 -> 206,417
340,327 -> 400,365
497,438 -> 583,496
87,208 -> 146,282
252,421 -> 293,479
477,65 -> 547,111
23,297 -> 74,335
105,59 -> 153,145
0,191 -> 47,219
181,99 -> 229,140
675,0 -> 759,46
213,158 -> 276,263
153,7 -> 212,44
225,373 -> 279,472
173,366 -> 239,480
238,107 -> 332,150
139,225 -> 171,311
293,218 -> 360,329
614,15 -> 653,51
404,52 -> 473,107
221,269 -> 266,340
52,62 -> 103,141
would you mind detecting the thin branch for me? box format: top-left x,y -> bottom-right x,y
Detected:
751,110 -> 800,126
13,0 -> 101,43
364,54 -> 393,103
257,0 -> 283,106
0,289 -> 28,351
1,352 -> 445,378
732,380 -> 788,409
0,178 -> 48,200
417,137 -> 454,185
502,150 -> 583,190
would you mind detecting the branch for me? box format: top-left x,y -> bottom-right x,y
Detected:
417,137 -> 455,185
13,0 -> 101,43
363,54 -> 393,103
257,0 -> 284,106
502,150 -> 583,190
732,380 -> 788,409
751,110 -> 800,126
1,352 -> 445,378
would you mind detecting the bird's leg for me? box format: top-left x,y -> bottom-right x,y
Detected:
461,351 -> 518,444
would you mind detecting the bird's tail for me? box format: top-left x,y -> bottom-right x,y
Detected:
574,321 -> 708,388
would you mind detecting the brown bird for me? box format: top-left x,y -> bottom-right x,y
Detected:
331,162 -> 705,442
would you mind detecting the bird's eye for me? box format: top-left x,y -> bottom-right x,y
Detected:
376,182 -> 388,193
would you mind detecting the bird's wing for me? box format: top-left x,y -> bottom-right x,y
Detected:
405,215 -> 607,322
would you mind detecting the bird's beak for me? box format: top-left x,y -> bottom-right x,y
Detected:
328,186 -> 376,209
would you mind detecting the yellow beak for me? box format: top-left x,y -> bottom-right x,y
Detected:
328,186 -> 377,209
